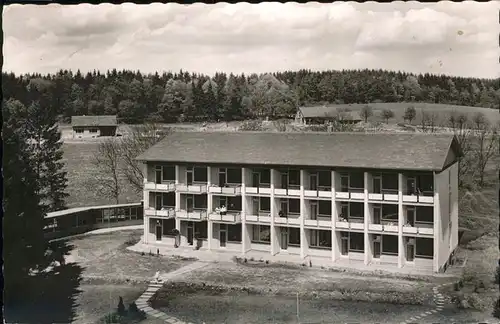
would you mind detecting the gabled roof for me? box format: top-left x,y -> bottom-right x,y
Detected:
136,131 -> 461,172
71,115 -> 117,127
299,106 -> 361,120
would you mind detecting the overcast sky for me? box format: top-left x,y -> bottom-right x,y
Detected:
3,2 -> 498,78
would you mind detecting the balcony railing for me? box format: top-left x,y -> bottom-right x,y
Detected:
304,218 -> 331,228
176,183 -> 208,194
335,189 -> 365,200
245,186 -> 272,195
368,222 -> 398,233
145,182 -> 176,192
144,207 -> 176,218
175,209 -> 208,221
208,211 -> 242,223
274,214 -> 300,225
304,187 -> 332,199
208,185 -> 242,195
245,213 -> 272,223
402,193 -> 434,204
403,224 -> 434,235
274,188 -> 301,197
368,189 -> 399,202
336,217 -> 364,230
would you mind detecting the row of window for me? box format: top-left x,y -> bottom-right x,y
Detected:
74,128 -> 98,134
96,207 -> 142,223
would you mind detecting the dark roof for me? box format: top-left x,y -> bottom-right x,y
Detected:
71,115 -> 117,127
136,131 -> 460,172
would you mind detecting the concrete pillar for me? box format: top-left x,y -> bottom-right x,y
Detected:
331,170 -> 339,262
143,217 -> 148,244
364,172 -> 371,265
300,169 -> 307,259
175,165 -> 180,185
241,167 -> 248,255
270,169 -> 278,256
433,171 -> 440,273
207,166 -> 213,213
207,220 -> 213,250
397,173 -> 405,268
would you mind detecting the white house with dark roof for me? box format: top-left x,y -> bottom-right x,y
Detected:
136,131 -> 461,273
71,115 -> 118,139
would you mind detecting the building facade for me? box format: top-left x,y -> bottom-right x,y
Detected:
71,115 -> 118,138
137,131 -> 461,273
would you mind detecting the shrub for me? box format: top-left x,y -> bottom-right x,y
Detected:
117,297 -> 126,315
128,302 -> 146,320
239,120 -> 263,131
495,266 -> 500,284
250,257 -> 254,262
453,282 -> 461,291
265,260 -> 269,264
244,258 -> 247,263
104,313 -> 121,324
493,297 -> 500,319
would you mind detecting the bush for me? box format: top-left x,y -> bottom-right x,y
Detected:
104,313 -> 122,324
117,296 -> 126,315
239,120 -> 264,131
128,302 -> 146,320
493,297 -> 500,319
495,266 -> 500,284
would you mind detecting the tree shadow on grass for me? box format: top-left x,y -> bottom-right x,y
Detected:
4,240 -> 85,324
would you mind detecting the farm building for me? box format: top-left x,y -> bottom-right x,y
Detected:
137,131 -> 461,274
71,115 -> 118,138
295,106 -> 362,125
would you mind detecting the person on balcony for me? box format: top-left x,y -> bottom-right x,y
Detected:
220,205 -> 227,215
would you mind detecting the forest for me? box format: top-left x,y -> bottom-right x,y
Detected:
2,68 -> 499,124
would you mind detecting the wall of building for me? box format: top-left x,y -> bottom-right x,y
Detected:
434,165 -> 453,272
72,127 -> 101,139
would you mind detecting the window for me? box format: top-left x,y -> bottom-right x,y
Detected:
349,171 -> 364,189
318,171 -> 331,188
318,200 -> 331,216
349,232 -> 364,252
340,231 -> 349,255
381,204 -> 398,221
310,230 -> 331,248
349,203 -> 364,218
75,128 -> 84,134
227,196 -> 242,211
194,195 -> 207,209
162,193 -> 175,207
340,173 -> 349,191
382,235 -> 398,255
288,227 -> 300,246
260,197 -> 270,212
162,218 -> 176,236
260,169 -> 271,184
252,225 -> 270,243
193,167 -> 208,182
288,199 -> 300,214
162,166 -> 176,181
288,169 -> 300,186
416,206 -> 433,223
415,238 -> 433,258
194,222 -> 208,239
382,173 -> 398,190
228,224 -> 242,242
89,128 -> 98,133
227,168 -> 242,184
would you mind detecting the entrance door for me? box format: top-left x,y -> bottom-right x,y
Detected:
186,196 -> 194,212
219,224 -> 227,247
156,224 -> 162,241
187,222 -> 194,245
407,177 -> 416,195
187,171 -> 193,185
406,238 -> 415,262
253,198 -> 259,215
407,207 -> 415,226
155,167 -> 162,184
310,174 -> 318,191
341,234 -> 349,255
155,193 -> 162,210
280,228 -> 288,250
281,172 -> 288,189
252,172 -> 260,188
373,176 -> 381,194
219,169 -> 226,187
310,202 -> 318,220
373,236 -> 381,258
280,200 -> 288,217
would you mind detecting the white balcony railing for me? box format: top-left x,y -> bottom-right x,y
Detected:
368,192 -> 399,202
335,191 -> 365,200
176,183 -> 208,194
245,186 -> 272,195
368,223 -> 399,233
208,212 -> 242,223
175,209 -> 208,220
245,214 -> 272,223
304,218 -> 331,228
402,195 -> 434,204
403,226 -> 434,235
144,207 -> 176,218
336,219 -> 364,230
274,216 -> 300,226
209,185 -> 242,195
145,182 -> 176,192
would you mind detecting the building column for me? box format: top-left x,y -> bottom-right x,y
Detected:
299,170 -> 307,260
207,221 -> 213,250
331,170 -> 339,262
241,167 -> 248,255
270,169 -> 278,256
143,162 -> 149,244
433,171 -> 440,273
143,217 -> 149,244
397,173 -> 405,268
364,172 -> 372,265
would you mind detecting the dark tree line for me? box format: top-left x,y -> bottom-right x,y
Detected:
3,69 -> 499,124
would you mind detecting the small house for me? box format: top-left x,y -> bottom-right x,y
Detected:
295,106 -> 362,125
71,115 -> 118,139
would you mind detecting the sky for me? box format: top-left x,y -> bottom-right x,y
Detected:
3,2 -> 499,78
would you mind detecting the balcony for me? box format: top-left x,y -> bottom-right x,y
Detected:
336,218 -> 364,230
144,207 -> 175,218
209,185 -> 242,196
274,187 -> 301,197
403,224 -> 434,236
245,213 -> 272,224
176,183 -> 208,194
176,209 -> 208,221
368,190 -> 399,202
144,182 -> 176,192
335,189 -> 365,201
208,211 -> 242,223
304,217 -> 331,229
304,187 -> 332,199
274,214 -> 300,226
245,185 -> 272,195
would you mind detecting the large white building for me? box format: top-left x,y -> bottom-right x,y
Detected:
136,131 -> 461,273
